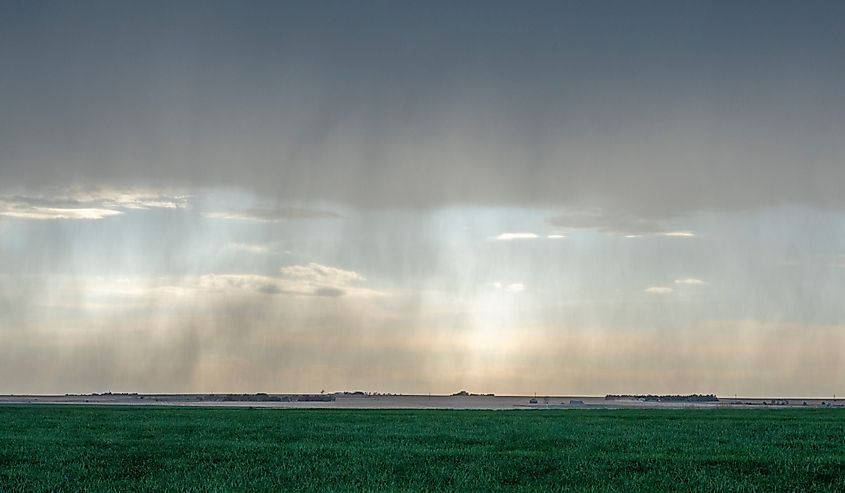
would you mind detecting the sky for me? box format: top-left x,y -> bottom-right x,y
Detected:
1,1 -> 844,397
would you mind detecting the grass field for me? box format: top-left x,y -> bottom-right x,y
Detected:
1,406 -> 843,492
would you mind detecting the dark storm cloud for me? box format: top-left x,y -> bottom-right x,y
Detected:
1,1 -> 844,216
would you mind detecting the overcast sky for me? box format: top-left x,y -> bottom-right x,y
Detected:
1,1 -> 843,397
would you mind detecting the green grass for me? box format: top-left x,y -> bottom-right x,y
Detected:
1,406 -> 843,492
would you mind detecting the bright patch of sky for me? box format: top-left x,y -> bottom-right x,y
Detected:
2,189 -> 844,395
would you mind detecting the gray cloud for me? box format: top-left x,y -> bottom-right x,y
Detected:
256,283 -> 283,295
1,2 -> 844,216
312,287 -> 346,298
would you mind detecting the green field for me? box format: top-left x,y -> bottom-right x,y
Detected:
1,406 -> 843,492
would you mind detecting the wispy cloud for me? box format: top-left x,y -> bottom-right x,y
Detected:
675,278 -> 707,285
279,262 -> 365,288
645,286 -> 673,295
205,207 -> 338,222
79,263 -> 378,304
494,232 -> 567,241
506,283 -> 525,293
0,207 -> 123,220
0,188 -> 188,220
492,282 -> 526,293
547,209 -> 665,236
226,243 -> 271,255
547,209 -> 694,238
199,263 -> 374,298
494,232 -> 540,240
74,188 -> 189,210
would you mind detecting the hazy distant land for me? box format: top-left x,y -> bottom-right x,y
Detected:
1,392 -> 841,409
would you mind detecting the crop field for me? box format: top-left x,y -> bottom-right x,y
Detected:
1,406 -> 843,492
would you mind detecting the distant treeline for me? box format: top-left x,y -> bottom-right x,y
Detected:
605,394 -> 719,402
201,393 -> 335,402
66,392 -> 139,397
451,390 -> 495,397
